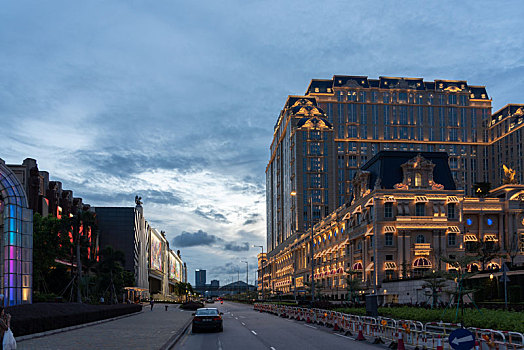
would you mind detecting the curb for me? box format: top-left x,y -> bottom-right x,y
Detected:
159,318 -> 192,350
16,307 -> 145,342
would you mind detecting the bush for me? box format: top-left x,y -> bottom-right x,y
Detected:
7,303 -> 141,336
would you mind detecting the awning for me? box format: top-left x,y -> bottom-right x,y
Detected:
415,196 -> 429,203
383,196 -> 396,203
484,234 -> 498,242
352,262 -> 363,270
384,262 -> 397,270
447,226 -> 460,233
446,196 -> 459,203
365,226 -> 374,236
365,198 -> 374,207
365,262 -> 374,271
352,205 -> 362,215
384,226 -> 396,233
464,234 -> 477,242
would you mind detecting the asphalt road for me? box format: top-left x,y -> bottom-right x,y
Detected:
174,301 -> 384,350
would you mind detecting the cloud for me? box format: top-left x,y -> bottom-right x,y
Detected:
243,213 -> 261,225
172,230 -> 223,248
223,242 -> 250,252
193,206 -> 230,223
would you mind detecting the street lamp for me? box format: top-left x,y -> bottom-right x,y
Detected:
290,190 -> 315,302
253,245 -> 264,300
241,261 -> 248,294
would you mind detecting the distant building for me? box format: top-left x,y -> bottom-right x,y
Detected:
210,280 -> 219,288
195,269 -> 206,287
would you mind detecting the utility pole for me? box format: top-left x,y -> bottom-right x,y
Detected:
241,260 -> 248,293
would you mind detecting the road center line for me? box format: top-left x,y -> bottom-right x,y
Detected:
270,347 -> 276,350
304,324 -> 317,329
217,339 -> 223,350
251,330 -> 257,335
242,322 -> 246,326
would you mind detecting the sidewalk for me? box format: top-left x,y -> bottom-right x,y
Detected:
18,303 -> 192,350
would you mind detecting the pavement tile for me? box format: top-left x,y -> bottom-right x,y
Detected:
18,303 -> 192,350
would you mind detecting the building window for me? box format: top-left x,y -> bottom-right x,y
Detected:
415,173 -> 422,187
416,234 -> 425,243
448,203 -> 456,219
384,202 -> 393,218
415,203 -> 425,216
448,233 -> 456,246
385,233 -> 393,246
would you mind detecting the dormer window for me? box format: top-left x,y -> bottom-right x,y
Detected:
415,173 -> 422,187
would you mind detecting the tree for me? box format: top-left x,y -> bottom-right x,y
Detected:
506,232 -> 520,268
422,271 -> 447,308
344,270 -> 364,304
32,213 -> 71,293
473,240 -> 501,270
440,255 -> 480,324
98,245 -> 126,304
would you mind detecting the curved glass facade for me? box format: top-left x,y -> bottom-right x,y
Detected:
0,160 -> 33,305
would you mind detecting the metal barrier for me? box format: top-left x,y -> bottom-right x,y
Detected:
253,304 -> 523,350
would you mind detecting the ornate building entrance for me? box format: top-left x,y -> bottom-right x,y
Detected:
0,159 -> 33,305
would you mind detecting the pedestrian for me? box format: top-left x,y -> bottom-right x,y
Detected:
0,306 -> 13,349
150,298 -> 155,311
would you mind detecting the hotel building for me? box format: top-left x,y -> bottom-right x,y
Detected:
263,74 -> 524,299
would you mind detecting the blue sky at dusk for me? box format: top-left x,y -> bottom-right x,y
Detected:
1,1 -> 523,285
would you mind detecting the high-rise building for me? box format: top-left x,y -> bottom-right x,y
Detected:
266,76 -> 492,256
485,104 -> 524,185
195,269 -> 206,287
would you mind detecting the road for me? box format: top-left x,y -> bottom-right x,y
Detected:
174,301 -> 383,350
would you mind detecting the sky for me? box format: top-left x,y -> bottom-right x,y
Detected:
1,1 -> 523,286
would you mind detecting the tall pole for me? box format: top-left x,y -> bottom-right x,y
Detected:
241,261 -> 248,293
310,194 -> 315,302
253,245 -> 264,300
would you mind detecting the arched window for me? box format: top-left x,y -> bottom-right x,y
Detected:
416,234 -> 425,243
413,257 -> 432,268
415,173 -> 422,187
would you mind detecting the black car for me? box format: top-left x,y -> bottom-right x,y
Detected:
192,308 -> 223,333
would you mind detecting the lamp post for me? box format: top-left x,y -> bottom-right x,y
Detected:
241,260 -> 248,294
253,245 -> 264,300
290,190 -> 315,302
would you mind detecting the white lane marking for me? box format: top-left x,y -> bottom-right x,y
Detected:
270,347 -> 276,350
217,339 -> 223,350
242,322 -> 246,326
251,330 -> 257,335
235,317 -> 238,320
304,324 -> 317,329
334,333 -> 353,340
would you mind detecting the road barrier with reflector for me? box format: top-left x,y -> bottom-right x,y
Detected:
253,304 -> 524,350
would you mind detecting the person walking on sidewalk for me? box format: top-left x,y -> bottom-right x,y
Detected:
0,306 -> 12,348
150,298 -> 155,311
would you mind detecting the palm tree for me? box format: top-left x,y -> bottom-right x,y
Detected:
99,246 -> 126,304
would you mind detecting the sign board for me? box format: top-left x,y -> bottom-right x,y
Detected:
449,328 -> 475,350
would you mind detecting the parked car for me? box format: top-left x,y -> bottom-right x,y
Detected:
206,298 -> 214,303
192,308 -> 223,333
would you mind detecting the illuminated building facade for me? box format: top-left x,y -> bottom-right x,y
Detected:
96,201 -> 187,300
262,152 -> 524,300
484,104 -> 524,186
0,158 -> 33,306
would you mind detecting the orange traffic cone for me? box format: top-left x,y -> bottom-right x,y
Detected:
356,324 -> 366,341
397,332 -> 405,350
436,336 -> 443,350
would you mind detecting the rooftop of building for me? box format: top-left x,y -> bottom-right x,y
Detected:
305,75 -> 489,100
360,151 -> 457,190
489,104 -> 524,128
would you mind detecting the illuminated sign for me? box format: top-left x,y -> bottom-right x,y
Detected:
150,234 -> 163,272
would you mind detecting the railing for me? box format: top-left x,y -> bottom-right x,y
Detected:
253,303 -> 524,350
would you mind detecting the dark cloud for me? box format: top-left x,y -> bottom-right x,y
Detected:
223,242 -> 250,252
210,262 -> 239,275
193,207 -> 230,223
243,213 -> 261,226
172,230 -> 223,248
